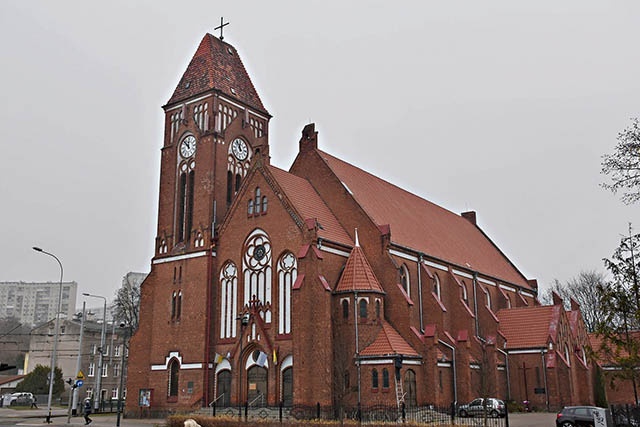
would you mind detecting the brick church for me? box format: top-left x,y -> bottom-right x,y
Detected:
126,33 -> 597,416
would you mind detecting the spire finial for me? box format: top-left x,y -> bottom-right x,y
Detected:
215,17 -> 230,41
355,228 -> 360,247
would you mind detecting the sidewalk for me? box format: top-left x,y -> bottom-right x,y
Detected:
0,407 -> 165,427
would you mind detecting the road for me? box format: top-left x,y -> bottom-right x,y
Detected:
509,412 -> 556,427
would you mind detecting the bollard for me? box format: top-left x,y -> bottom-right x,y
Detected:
279,401 -> 283,423
244,401 -> 248,421
316,402 -> 321,419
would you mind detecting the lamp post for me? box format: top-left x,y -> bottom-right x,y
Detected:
72,302 -> 86,416
237,313 -> 249,419
116,323 -> 131,427
83,293 -> 107,412
32,247 -> 63,424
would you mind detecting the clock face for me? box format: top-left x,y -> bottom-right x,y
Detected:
231,138 -> 248,161
180,135 -> 197,158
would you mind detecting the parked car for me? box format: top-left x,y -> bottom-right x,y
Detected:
9,392 -> 34,406
556,406 -> 603,427
458,397 -> 506,418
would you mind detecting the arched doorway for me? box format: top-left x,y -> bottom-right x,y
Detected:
404,369 -> 417,407
216,370 -> 232,407
247,366 -> 267,407
282,367 -> 293,406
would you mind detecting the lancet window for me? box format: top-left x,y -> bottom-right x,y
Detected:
277,252 -> 296,335
243,229 -> 272,323
220,261 -> 238,339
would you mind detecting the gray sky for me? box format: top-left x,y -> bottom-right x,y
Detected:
1,1 -> 639,305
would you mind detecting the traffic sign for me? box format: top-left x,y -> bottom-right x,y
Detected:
77,370 -> 85,380
75,380 -> 84,388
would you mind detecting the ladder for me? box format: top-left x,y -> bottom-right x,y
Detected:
394,374 -> 405,408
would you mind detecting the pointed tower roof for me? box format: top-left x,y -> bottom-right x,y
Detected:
166,34 -> 268,114
335,244 -> 384,293
360,321 -> 419,357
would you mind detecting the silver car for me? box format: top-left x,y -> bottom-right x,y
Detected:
458,397 -> 506,418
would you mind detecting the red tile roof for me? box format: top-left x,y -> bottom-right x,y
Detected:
589,331 -> 640,364
361,321 -> 419,357
166,34 -> 267,113
268,166 -> 352,246
316,150 -> 531,289
497,305 -> 560,349
335,245 -> 384,293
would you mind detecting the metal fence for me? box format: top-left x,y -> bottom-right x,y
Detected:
210,402 -> 508,426
611,404 -> 640,427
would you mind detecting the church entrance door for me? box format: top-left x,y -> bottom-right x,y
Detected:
216,370 -> 231,407
247,366 -> 267,407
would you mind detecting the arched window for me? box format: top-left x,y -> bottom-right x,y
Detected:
176,291 -> 182,320
254,188 -> 262,214
220,262 -> 238,338
171,291 -> 177,320
278,252 -> 297,334
243,229 -> 272,322
461,280 -> 469,304
226,171 -> 233,204
248,199 -> 254,215
342,300 -> 349,319
400,264 -> 410,296
375,299 -> 381,318
433,274 -> 441,300
168,359 -> 179,397
485,288 -> 491,310
359,299 -> 368,318
262,196 -> 268,213
235,173 -> 241,192
176,139 -> 196,244
382,368 -> 390,388
372,369 -> 379,389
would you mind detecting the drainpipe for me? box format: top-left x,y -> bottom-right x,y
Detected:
541,350 -> 549,411
497,348 -> 510,400
417,254 -> 424,333
438,339 -> 457,404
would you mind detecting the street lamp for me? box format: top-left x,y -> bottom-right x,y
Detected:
116,323 -> 132,427
237,313 -> 249,419
32,246 -> 63,424
83,293 -> 107,412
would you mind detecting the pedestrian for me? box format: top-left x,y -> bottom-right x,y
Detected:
30,395 -> 38,408
83,399 -> 92,425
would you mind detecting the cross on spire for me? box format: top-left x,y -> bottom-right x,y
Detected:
214,17 -> 229,41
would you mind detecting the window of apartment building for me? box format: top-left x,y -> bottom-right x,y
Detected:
88,363 -> 95,377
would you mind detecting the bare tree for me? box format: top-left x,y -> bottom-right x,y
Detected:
601,117 -> 640,204
540,270 -> 607,332
111,272 -> 145,331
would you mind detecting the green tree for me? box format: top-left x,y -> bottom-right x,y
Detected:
601,117 -> 640,204
594,225 -> 640,405
15,364 -> 64,395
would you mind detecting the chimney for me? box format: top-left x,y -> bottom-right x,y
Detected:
299,123 -> 318,153
461,211 -> 476,225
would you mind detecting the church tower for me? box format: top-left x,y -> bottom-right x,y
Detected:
127,33 -> 270,413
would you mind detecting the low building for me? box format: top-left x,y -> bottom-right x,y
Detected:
27,317 -> 130,410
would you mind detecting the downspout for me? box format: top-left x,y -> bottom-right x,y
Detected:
354,291 -> 361,410
417,254 -> 424,333
203,243 -> 214,406
438,339 -> 457,404
497,348 -> 510,400
541,349 -> 549,411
